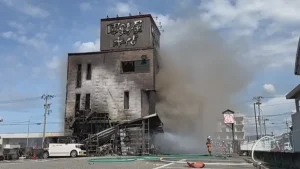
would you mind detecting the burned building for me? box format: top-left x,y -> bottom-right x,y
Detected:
64,14 -> 163,155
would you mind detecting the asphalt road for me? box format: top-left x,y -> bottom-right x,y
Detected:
0,156 -> 255,169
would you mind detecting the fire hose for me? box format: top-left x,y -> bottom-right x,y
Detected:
87,154 -> 223,163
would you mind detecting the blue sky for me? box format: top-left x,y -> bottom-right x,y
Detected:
0,0 -> 299,135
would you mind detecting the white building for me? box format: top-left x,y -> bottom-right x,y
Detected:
285,37 -> 300,152
215,116 -> 245,142
0,132 -> 64,149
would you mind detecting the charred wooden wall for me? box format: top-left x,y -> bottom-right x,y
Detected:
65,49 -> 157,135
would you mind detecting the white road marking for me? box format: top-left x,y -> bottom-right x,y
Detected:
153,159 -> 186,169
34,159 -> 59,162
0,162 -> 19,165
160,159 -> 251,166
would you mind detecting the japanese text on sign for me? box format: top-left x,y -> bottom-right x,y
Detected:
107,20 -> 143,47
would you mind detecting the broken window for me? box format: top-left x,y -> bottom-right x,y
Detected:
76,64 -> 82,88
86,64 -> 92,80
135,59 -> 150,73
121,58 -> 150,73
124,91 -> 129,109
122,61 -> 135,73
85,93 -> 90,110
75,94 -> 81,112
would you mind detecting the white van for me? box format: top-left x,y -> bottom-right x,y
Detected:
43,136 -> 86,159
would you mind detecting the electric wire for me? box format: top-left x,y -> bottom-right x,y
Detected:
0,94 -> 62,105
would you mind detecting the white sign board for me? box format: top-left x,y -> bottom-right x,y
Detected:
224,114 -> 235,124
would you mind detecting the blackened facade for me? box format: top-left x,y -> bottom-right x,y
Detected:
64,14 -> 160,136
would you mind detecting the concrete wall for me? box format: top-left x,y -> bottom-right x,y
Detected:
254,152 -> 300,168
101,16 -> 155,51
292,112 -> 300,152
65,49 -> 157,133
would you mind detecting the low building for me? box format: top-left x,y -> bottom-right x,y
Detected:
286,37 -> 300,152
0,132 -> 64,149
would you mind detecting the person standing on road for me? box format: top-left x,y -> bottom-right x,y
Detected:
222,141 -> 227,154
206,136 -> 212,155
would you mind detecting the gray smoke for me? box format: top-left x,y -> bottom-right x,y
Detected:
154,17 -> 253,154
57,56 -> 68,132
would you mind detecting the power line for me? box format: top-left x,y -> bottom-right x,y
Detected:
0,94 -> 62,105
261,102 -> 294,107
0,122 -> 63,125
0,96 -> 41,104
243,112 -> 293,118
262,95 -> 286,98
233,95 -> 286,104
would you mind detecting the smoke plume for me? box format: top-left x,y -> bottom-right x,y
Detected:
154,17 -> 253,153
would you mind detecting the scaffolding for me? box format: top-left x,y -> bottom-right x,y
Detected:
68,112 -> 163,156
68,109 -> 112,155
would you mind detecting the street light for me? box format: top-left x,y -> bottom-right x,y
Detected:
263,119 -> 269,136
26,118 -> 41,148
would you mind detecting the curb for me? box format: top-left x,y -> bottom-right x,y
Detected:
243,158 -> 269,169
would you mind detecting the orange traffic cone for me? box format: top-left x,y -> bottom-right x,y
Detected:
33,153 -> 36,160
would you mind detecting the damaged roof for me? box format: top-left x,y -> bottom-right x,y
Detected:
118,113 -> 163,129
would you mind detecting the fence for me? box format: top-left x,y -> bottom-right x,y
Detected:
240,132 -> 293,153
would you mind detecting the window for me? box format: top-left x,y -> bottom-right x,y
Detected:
122,61 -> 135,72
85,94 -> 91,110
86,64 -> 92,80
121,59 -> 150,73
124,91 -> 129,109
236,121 -> 243,125
76,64 -> 82,88
75,94 -> 81,112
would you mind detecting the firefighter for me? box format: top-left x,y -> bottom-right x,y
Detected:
206,136 -> 212,155
222,141 -> 227,154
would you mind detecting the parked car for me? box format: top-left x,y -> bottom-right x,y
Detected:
284,142 -> 292,152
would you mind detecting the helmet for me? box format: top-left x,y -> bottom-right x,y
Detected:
207,136 -> 211,139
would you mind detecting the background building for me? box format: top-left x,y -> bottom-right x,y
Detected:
0,132 -> 64,149
286,37 -> 300,152
215,116 -> 245,142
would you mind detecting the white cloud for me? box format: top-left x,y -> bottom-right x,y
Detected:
52,45 -> 59,52
35,32 -> 47,39
47,56 -> 60,69
79,2 -> 92,11
1,0 -> 49,18
73,39 -> 100,52
1,31 -> 13,38
1,31 -> 47,50
110,1 -> 138,16
8,21 -> 25,34
263,84 -> 276,94
197,0 -> 300,68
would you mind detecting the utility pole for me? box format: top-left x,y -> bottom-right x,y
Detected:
253,96 -> 263,139
41,94 -> 54,148
286,119 -> 289,133
253,103 -> 259,140
27,119 -> 30,147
